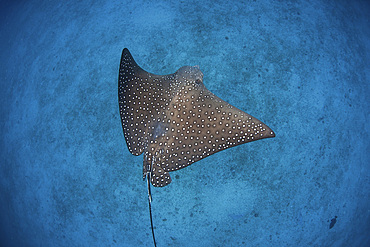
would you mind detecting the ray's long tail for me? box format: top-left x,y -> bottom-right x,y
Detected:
147,174 -> 157,247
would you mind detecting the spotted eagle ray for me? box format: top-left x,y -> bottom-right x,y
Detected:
118,48 -> 275,246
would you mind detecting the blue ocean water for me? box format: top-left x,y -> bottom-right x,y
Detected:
0,0 -> 369,246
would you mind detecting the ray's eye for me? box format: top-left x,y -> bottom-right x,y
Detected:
195,79 -> 201,84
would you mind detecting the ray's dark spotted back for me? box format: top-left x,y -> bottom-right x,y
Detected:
118,48 -> 275,187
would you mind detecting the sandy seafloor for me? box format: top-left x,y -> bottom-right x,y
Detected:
0,0 -> 369,246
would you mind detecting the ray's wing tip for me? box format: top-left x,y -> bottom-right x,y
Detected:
121,48 -> 130,57
261,124 -> 275,139
271,131 -> 276,138
268,129 -> 276,138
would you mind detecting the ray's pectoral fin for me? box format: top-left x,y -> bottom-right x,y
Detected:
146,78 -> 275,187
